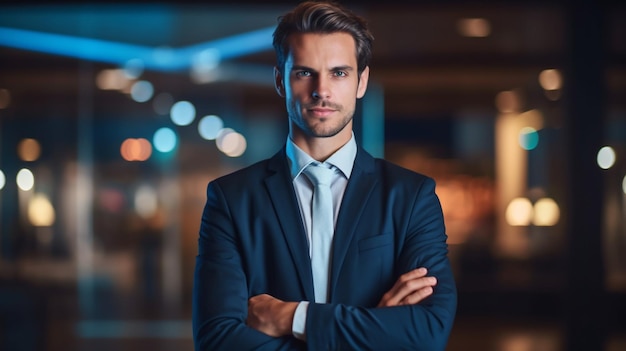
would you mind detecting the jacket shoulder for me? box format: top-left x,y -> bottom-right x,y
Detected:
212,158 -> 273,188
356,147 -> 432,183
210,147 -> 287,189
372,157 -> 434,186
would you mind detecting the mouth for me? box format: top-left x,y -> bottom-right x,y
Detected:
308,107 -> 336,118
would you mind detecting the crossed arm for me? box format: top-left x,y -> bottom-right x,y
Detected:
247,267 -> 438,337
194,177 -> 456,350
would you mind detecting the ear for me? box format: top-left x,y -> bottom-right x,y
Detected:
274,66 -> 285,97
356,66 -> 370,99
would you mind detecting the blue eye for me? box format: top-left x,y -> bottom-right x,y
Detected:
296,71 -> 311,77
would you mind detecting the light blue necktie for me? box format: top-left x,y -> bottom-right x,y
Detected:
304,163 -> 334,303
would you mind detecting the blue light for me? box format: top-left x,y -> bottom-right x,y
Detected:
0,27 -> 166,68
179,26 -> 275,61
198,115 -> 224,140
153,127 -> 177,153
170,101 -> 195,126
130,80 -> 154,103
0,25 -> 275,72
124,58 -> 144,79
519,127 -> 539,150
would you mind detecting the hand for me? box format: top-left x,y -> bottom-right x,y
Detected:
247,294 -> 298,337
377,267 -> 437,307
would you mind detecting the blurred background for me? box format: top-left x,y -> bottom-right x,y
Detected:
0,0 -> 625,350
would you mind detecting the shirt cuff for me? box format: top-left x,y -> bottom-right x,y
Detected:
292,301 -> 309,341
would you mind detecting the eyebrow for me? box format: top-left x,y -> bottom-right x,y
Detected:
291,65 -> 355,72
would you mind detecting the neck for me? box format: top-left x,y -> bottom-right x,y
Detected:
290,129 -> 352,162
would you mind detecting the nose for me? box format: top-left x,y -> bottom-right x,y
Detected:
312,76 -> 330,100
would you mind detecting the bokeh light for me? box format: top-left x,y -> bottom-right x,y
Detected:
538,68 -> 562,91
134,185 -> 158,219
170,100 -> 196,126
153,127 -> 177,153
17,138 -> 42,161
17,168 -> 35,191
215,128 -> 233,151
597,146 -> 616,170
130,80 -> 154,103
518,127 -> 539,150
0,88 -> 10,109
505,197 -> 533,226
123,58 -> 144,79
533,197 -> 560,226
120,138 -> 152,161
96,68 -> 130,90
191,48 -> 221,83
0,169 -> 5,190
28,193 -> 56,227
216,129 -> 247,157
198,115 -> 224,140
457,18 -> 491,37
153,92 -> 174,115
622,175 -> 626,195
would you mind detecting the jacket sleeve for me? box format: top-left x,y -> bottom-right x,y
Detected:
192,181 -> 306,351
305,178 -> 457,351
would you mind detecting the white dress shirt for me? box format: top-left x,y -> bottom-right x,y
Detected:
285,133 -> 357,340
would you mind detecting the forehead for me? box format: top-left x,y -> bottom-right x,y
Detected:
285,32 -> 357,67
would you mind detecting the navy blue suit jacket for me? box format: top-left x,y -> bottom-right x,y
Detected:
193,146 -> 457,350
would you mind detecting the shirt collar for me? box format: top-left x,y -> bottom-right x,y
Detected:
286,133 -> 357,181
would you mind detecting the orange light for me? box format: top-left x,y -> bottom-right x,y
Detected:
457,18 -> 491,38
17,138 -> 42,161
538,69 -> 562,91
121,138 -> 152,161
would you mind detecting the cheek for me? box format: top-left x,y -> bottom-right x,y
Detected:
283,83 -> 297,101
342,84 -> 361,102
287,83 -> 311,102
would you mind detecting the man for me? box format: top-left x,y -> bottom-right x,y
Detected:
193,1 -> 457,350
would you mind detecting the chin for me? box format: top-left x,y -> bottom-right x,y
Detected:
310,125 -> 347,138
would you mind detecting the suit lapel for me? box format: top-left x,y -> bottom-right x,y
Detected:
329,148 -> 378,300
264,149 -> 315,301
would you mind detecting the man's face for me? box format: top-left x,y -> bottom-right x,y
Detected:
275,32 -> 369,141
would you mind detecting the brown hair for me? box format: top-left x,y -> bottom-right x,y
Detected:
272,1 -> 374,75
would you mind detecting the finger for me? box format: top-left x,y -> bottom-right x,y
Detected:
379,275 -> 417,306
379,276 -> 437,307
393,276 -> 437,302
377,268 -> 433,307
400,286 -> 434,305
385,268 -> 428,297
399,267 -> 429,282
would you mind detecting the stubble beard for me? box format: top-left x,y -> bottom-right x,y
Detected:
290,101 -> 354,138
